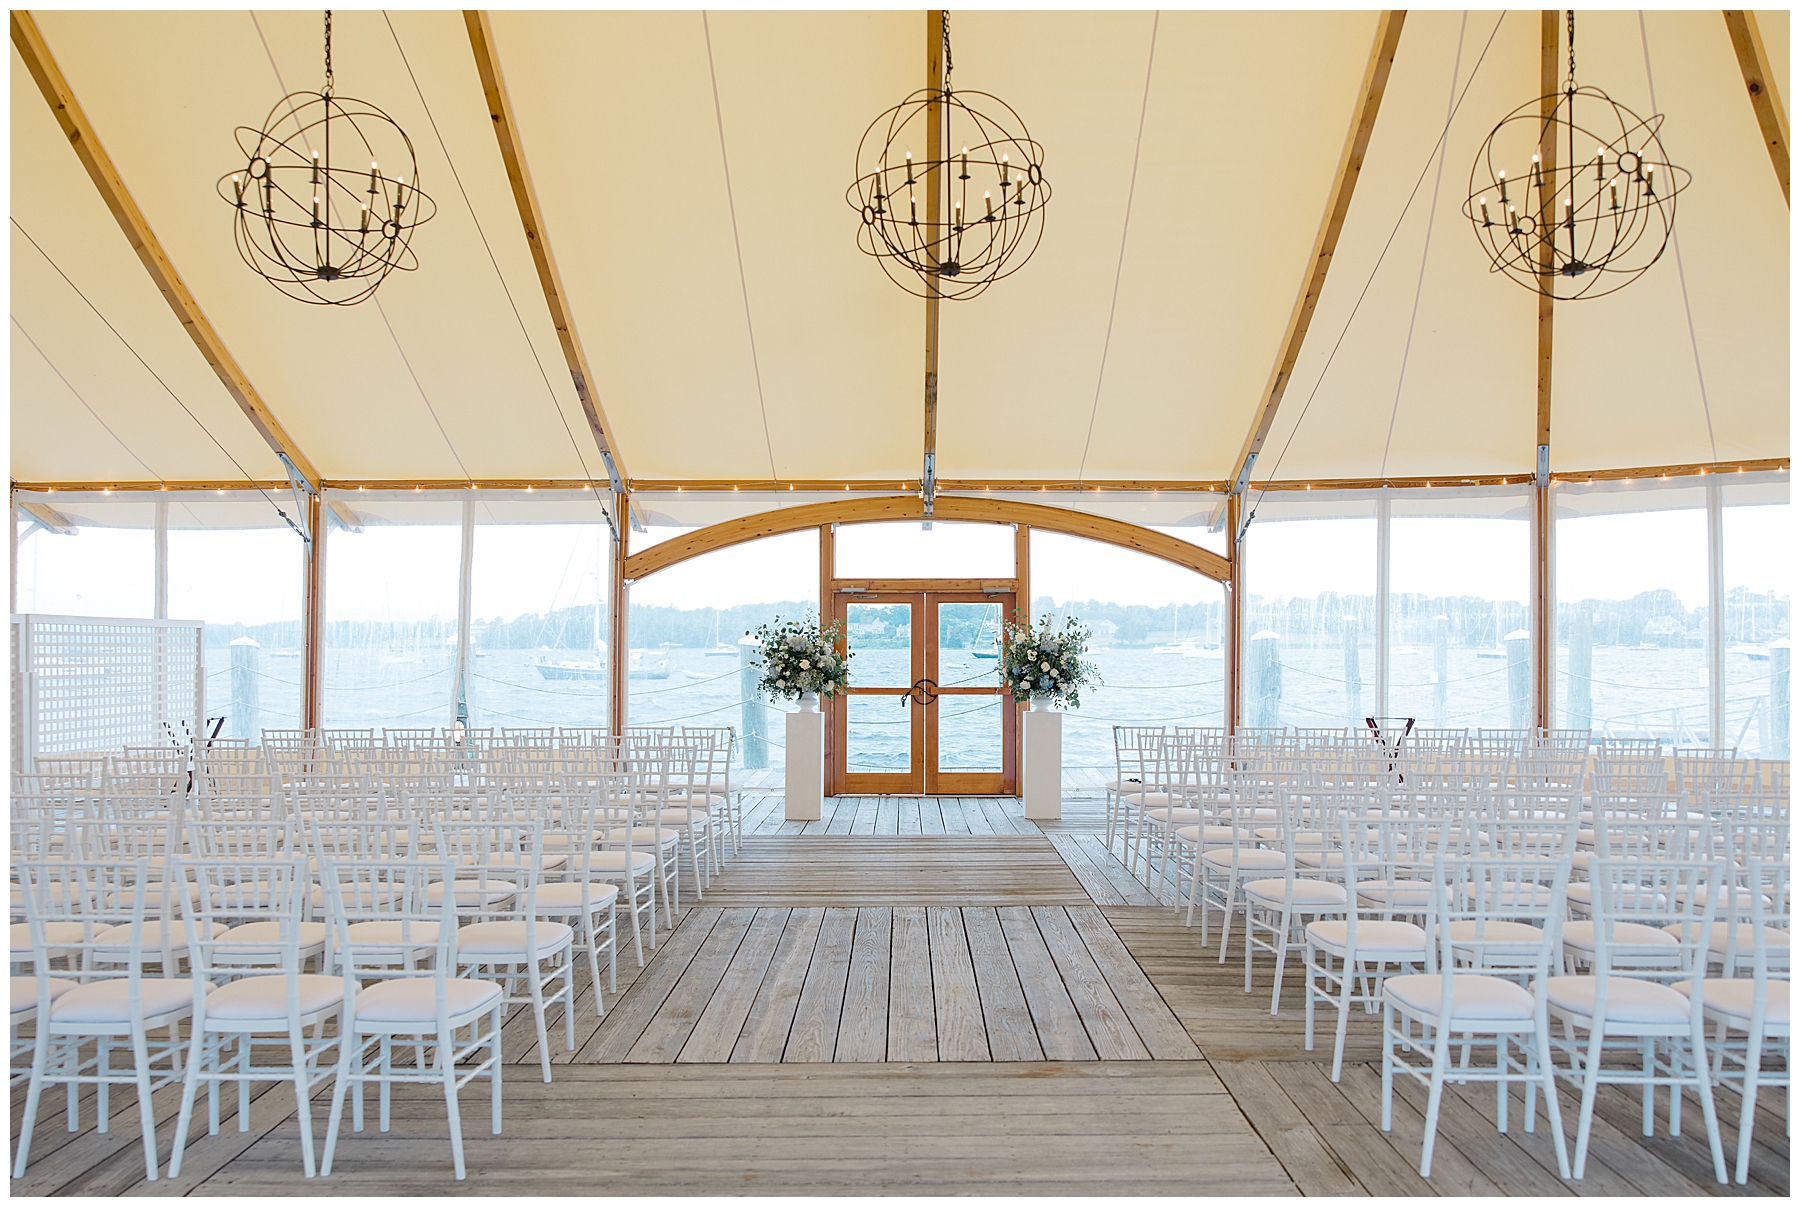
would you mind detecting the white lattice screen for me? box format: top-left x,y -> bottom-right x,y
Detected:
10,614 -> 205,773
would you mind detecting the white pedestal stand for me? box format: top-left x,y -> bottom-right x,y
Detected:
1022,704 -> 1063,821
785,694 -> 823,821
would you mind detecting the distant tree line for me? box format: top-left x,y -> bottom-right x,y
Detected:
191,584 -> 1786,654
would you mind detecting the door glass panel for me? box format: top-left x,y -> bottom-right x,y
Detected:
834,521 -> 1014,578
936,695 -> 1004,774
846,694 -> 912,773
845,602 -> 914,687
937,601 -> 1003,688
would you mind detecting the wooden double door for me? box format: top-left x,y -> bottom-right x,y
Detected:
826,586 -> 1016,795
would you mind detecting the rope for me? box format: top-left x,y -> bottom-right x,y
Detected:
1076,12 -> 1158,485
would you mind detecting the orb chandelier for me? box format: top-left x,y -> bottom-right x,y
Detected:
1463,10 -> 1688,301
846,13 -> 1050,301
217,11 -> 435,306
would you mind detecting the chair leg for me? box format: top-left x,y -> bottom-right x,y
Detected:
290,1026 -> 319,1178
129,1027 -> 161,1182
13,1032 -> 52,1178
1736,1026 -> 1764,1184
439,1027 -> 466,1181
1533,1020 -> 1571,1177
168,1025 -> 208,1178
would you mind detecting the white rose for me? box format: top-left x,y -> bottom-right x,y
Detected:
1040,660 -> 1050,671
800,659 -> 810,669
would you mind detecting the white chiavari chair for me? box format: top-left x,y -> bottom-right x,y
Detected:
1380,853 -> 1573,1179
532,787 -> 622,1015
1241,785 -> 1349,1013
1675,860 -> 1789,1184
431,818 -> 573,1084
167,856 -> 343,1179
13,858 -> 202,1182
1546,856 -> 1731,1182
318,858 -> 503,1181
1305,814 -> 1433,1081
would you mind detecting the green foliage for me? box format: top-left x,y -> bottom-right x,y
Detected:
998,612 -> 1099,708
753,615 -> 852,701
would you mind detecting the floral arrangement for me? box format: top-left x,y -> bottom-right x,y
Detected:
751,616 -> 851,701
998,613 -> 1098,708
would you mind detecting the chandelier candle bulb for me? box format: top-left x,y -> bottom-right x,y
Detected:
984,191 -> 993,219
1478,196 -> 1489,225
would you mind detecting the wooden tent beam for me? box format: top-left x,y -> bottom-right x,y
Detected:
11,12 -> 321,490
922,10 -> 945,513
1724,10 -> 1790,205
1533,8 -> 1558,732
17,501 -> 77,533
1226,11 -> 1406,498
623,494 -> 1230,584
465,10 -> 630,492
9,459 -> 1784,500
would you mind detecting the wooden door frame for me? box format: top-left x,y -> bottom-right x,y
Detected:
922,590 -> 1016,795
830,590 -> 926,795
827,581 -> 1018,796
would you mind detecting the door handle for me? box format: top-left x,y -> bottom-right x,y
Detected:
903,678 -> 939,707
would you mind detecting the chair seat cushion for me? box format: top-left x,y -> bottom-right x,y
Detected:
1544,975 -> 1694,1026
49,977 -> 200,1024
92,920 -> 230,954
1663,921 -> 1791,956
1565,883 -> 1666,911
424,879 -> 518,907
1173,825 -> 1239,847
585,850 -> 658,874
1561,920 -> 1678,956
351,977 -> 502,1025
1120,792 -> 1175,807
601,827 -> 681,847
1145,807 -> 1207,823
456,920 -> 575,959
10,975 -> 77,1017
203,973 -> 344,1022
645,810 -> 711,827
10,920 -> 89,952
534,881 -> 620,910
211,921 -> 330,960
344,920 -> 442,948
1385,973 -> 1536,1022
1243,878 -> 1349,908
1200,849 -> 1285,872
1295,851 -> 1347,870
1673,978 -> 1789,1026
1306,919 -> 1427,955
1356,879 -> 1433,909
1446,920 -> 1546,957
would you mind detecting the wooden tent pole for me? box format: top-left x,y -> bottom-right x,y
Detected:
465,11 -> 631,491
922,11 -> 945,515
1226,493 -> 1243,734
1224,11 -> 1405,499
302,491 -> 325,732
1724,10 -> 1790,205
1533,9 -> 1558,733
11,12 -> 320,491
609,493 -> 630,732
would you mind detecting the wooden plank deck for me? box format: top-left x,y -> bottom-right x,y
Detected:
11,794 -> 1786,1196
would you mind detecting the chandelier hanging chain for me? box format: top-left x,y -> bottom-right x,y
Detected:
1566,8 -> 1575,88
941,10 -> 953,91
218,8 -> 435,305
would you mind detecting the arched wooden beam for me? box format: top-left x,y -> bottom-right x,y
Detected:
622,495 -> 1230,583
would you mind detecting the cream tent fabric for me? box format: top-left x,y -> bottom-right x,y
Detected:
9,10 -> 1789,488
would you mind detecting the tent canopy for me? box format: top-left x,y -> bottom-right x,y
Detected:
10,10 -> 1789,490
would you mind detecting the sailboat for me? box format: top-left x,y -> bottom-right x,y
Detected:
703,608 -> 738,657
972,612 -> 1000,660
